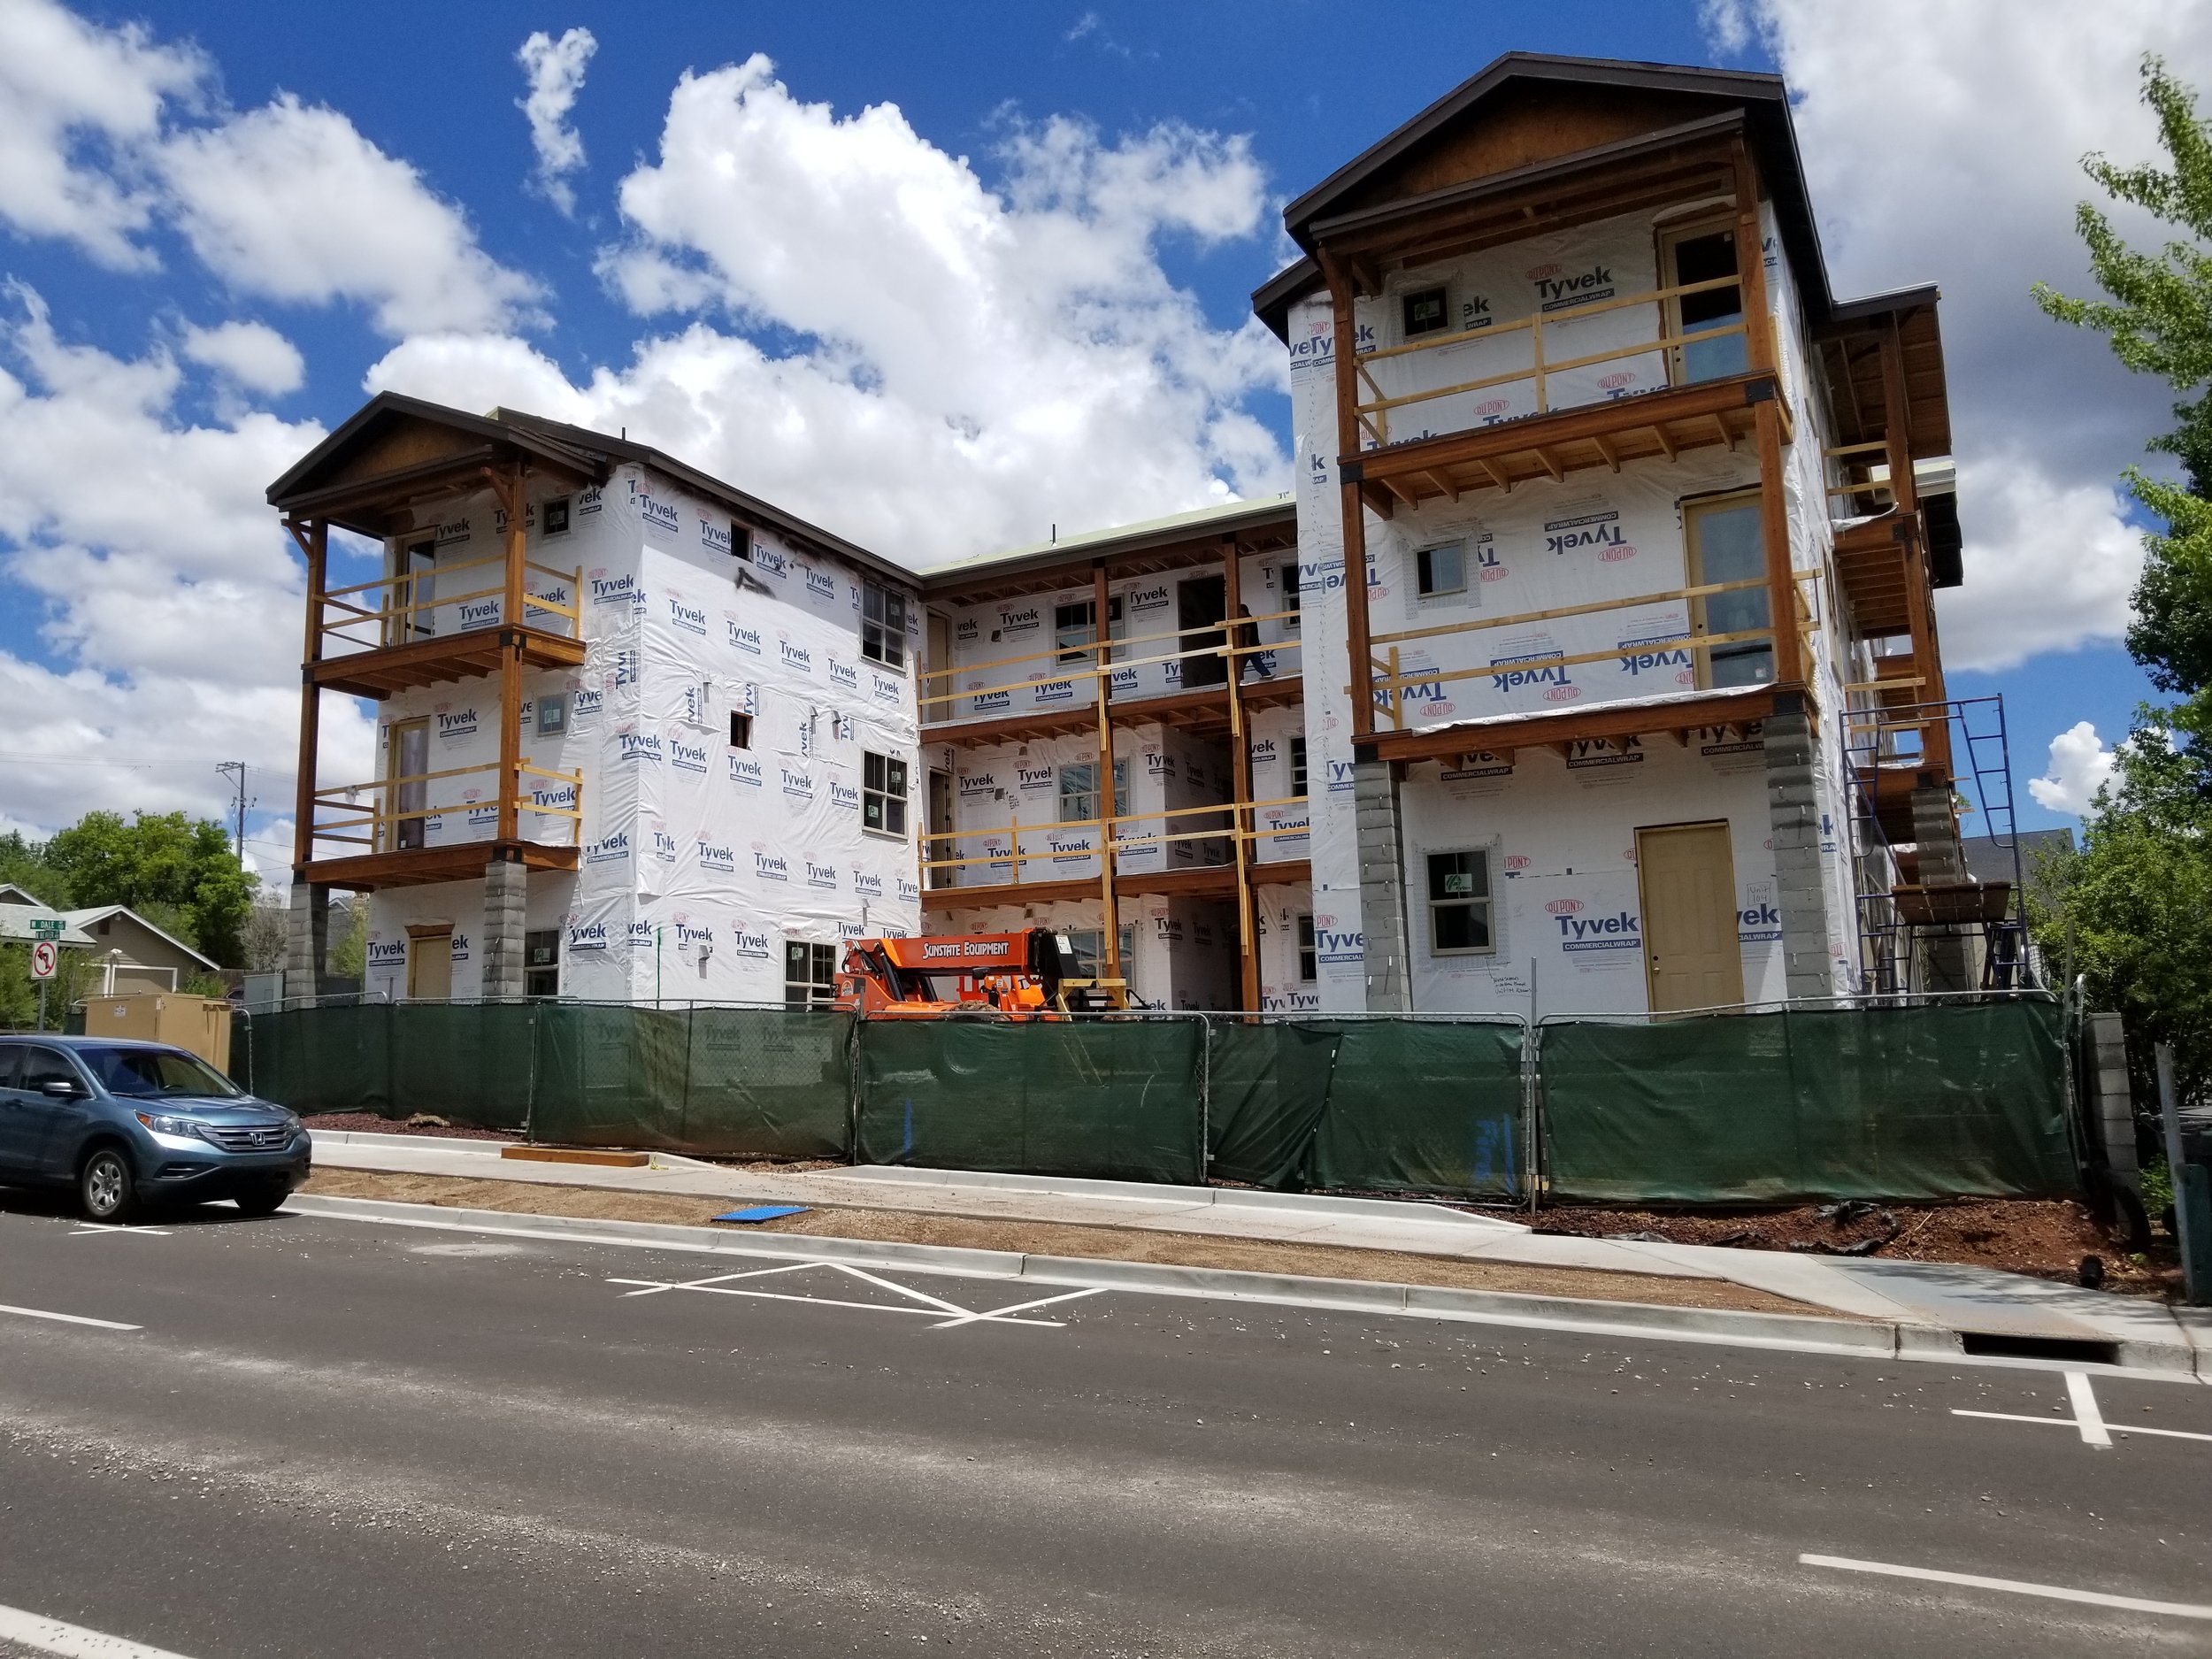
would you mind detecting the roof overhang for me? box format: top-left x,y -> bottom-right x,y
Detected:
918,497 -> 1299,603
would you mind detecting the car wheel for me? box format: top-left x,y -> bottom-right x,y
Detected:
80,1148 -> 136,1225
232,1182 -> 290,1218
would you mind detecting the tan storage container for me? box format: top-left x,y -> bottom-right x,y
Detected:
80,994 -> 234,1073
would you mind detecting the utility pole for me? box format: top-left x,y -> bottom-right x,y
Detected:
217,762 -> 250,870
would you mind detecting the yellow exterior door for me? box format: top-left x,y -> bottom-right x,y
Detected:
1636,822 -> 1744,1013
407,929 -> 454,1001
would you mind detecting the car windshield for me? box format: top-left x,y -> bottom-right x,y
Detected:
76,1046 -> 243,1100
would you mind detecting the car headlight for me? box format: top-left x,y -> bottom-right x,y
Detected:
135,1111 -> 214,1142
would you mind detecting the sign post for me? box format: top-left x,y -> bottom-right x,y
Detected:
29,939 -> 58,1032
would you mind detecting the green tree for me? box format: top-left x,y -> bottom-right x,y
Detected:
0,830 -> 68,905
2033,56 -> 2212,1095
43,810 -> 257,968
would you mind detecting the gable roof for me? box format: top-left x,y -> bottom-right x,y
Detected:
1256,52 -> 1836,339
62,905 -> 219,972
267,392 -> 914,587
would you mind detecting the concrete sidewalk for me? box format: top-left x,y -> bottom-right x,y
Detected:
309,1130 -> 2212,1372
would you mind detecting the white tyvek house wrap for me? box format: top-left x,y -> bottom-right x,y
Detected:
1280,196 -> 1859,1014
367,463 -> 921,1004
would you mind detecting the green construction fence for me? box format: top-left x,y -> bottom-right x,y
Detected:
232,995 -> 2080,1204
1537,999 -> 2078,1203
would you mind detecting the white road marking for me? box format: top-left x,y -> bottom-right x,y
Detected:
929,1287 -> 1106,1329
67,1225 -> 173,1239
607,1261 -> 1097,1329
0,1302 -> 140,1333
1949,1370 -> 2211,1449
2065,1369 -> 2112,1448
1800,1554 -> 2212,1620
0,1599 -> 199,1656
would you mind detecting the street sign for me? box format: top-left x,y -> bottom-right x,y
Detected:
29,918 -> 62,941
30,941 -> 58,979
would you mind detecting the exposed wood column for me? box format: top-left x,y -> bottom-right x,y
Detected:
1222,536 -> 1260,1011
1880,319 -> 1949,772
1754,397 -> 1801,695
1320,250 -> 1377,741
495,463 -> 527,843
290,518 -> 327,872
1730,140 -> 1774,377
1093,560 -> 1122,996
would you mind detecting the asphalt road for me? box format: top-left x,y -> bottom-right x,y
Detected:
0,1192 -> 2206,1658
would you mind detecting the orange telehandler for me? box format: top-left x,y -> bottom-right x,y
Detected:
833,928 -> 1128,1019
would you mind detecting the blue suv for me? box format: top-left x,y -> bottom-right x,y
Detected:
0,1036 -> 310,1223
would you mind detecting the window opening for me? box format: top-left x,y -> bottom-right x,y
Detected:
1280,566 -> 1301,631
1296,914 -> 1317,981
784,941 -> 838,1009
1402,287 -> 1449,339
1289,735 -> 1309,797
1055,596 -> 1124,665
524,929 -> 560,998
1685,492 -> 1773,688
1661,221 -> 1747,384
541,496 -> 572,537
864,750 -> 910,836
729,711 -> 752,749
1427,849 -> 1495,956
1058,760 -> 1129,825
1417,542 -> 1467,598
862,580 -> 907,671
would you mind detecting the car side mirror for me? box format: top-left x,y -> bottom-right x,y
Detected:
40,1078 -> 84,1098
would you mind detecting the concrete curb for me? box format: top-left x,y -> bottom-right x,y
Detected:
283,1192 -> 1930,1363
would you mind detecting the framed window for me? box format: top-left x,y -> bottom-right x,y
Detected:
1684,491 -> 1773,688
729,711 -> 752,749
1416,542 -> 1466,598
1280,566 -> 1301,632
1289,735 -> 1309,798
732,524 -> 753,562
535,691 -> 568,737
784,941 -> 838,1009
1295,914 -> 1317,981
864,750 -> 909,835
1402,286 -> 1449,339
1054,596 -> 1123,665
524,928 -> 560,998
1058,760 -> 1129,825
1426,849 -> 1495,956
862,579 -> 907,671
541,496 -> 572,537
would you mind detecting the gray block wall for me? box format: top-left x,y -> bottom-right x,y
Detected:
1763,706 -> 1834,1002
480,857 -> 527,1000
1354,758 -> 1412,1013
283,881 -> 328,1005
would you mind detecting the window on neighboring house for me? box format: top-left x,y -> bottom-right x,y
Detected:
524,929 -> 560,998
729,711 -> 752,749
1402,286 -> 1449,339
862,579 -> 907,670
783,941 -> 838,1010
1054,596 -> 1124,665
1280,567 -> 1301,632
1296,914 -> 1317,981
1289,735 -> 1309,798
1427,849 -> 1495,956
1416,542 -> 1466,598
863,750 -> 909,836
1058,759 -> 1130,826
1685,491 -> 1773,688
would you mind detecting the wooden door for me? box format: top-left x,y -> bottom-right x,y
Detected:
1635,821 -> 1743,1013
407,928 -> 453,1001
388,718 -> 430,850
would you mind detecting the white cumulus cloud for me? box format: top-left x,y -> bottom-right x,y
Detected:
159,94 -> 543,337
180,319 -> 305,396
2027,720 -> 2117,815
0,288 -> 377,834
517,26 -> 597,215
373,55 -> 1286,565
0,0 -> 204,270
1705,0 -> 2212,672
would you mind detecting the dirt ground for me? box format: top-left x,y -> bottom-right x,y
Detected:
304,1112 -> 514,1142
299,1167 -> 1826,1317
1518,1197 -> 2184,1299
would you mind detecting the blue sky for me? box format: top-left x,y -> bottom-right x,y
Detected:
0,0 -> 2201,872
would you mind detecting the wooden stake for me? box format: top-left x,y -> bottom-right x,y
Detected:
496,463 -> 526,844
1224,539 -> 1260,1012
1755,397 -> 1800,689
1323,251 -> 1378,741
1094,560 -> 1122,995
292,518 -> 326,874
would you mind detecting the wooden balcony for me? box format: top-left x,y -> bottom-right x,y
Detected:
309,549 -> 586,699
1346,370 -> 1780,518
303,762 -> 583,891
1361,684 -> 1782,767
925,674 -> 1304,747
922,858 -> 1311,913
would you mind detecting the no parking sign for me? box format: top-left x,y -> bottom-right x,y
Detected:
29,941 -> 57,979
